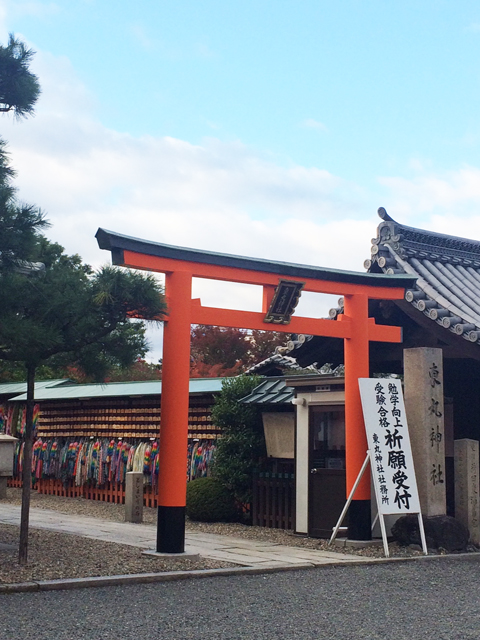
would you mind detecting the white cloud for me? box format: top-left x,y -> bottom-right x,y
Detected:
9,42 -> 480,360
0,49 -> 372,361
195,42 -> 214,59
130,23 -> 157,51
7,122 -> 364,263
0,2 -> 8,40
302,118 -> 328,132
378,166 -> 480,236
2,47 -> 367,272
2,1 -> 59,21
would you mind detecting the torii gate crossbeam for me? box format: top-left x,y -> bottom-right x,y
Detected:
96,229 -> 416,551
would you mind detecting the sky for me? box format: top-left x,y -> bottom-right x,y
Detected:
2,0 -> 480,362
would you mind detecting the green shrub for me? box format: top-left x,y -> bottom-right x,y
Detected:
186,477 -> 238,522
211,375 -> 265,505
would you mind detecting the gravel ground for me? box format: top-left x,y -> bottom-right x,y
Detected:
0,487 -> 466,585
0,489 -> 235,585
0,523 -> 231,584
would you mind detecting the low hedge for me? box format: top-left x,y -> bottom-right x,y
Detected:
186,477 -> 238,522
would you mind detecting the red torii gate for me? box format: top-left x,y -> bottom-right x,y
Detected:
96,229 -> 415,552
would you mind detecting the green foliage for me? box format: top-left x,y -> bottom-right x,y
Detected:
0,35 -> 48,565
0,144 -> 48,269
0,244 -> 167,379
212,375 -> 262,431
0,202 -> 48,268
186,477 -> 239,522
0,35 -> 46,271
0,360 -> 64,383
0,34 -> 40,119
0,139 -> 15,187
0,237 -> 163,382
0,353 -> 163,385
211,375 -> 265,505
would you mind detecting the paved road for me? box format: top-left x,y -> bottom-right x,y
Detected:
2,556 -> 480,640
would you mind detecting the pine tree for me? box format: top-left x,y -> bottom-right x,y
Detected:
0,36 -> 168,563
0,240 -> 167,564
0,34 -> 40,118
0,35 -> 46,269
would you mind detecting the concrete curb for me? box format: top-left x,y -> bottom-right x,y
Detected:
2,551 -> 478,594
363,550 -> 480,565
0,563 -> 317,594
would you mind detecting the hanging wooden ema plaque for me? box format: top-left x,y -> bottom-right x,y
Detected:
358,378 -> 427,556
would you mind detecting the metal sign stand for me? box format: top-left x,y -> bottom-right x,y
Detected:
329,450 -> 428,557
329,452 -> 371,548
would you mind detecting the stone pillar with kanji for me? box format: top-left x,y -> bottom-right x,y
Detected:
454,438 -> 480,545
125,471 -> 144,523
404,347 -> 446,516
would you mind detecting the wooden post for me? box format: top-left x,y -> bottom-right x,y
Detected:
157,269 -> 192,553
262,285 -> 276,313
19,364 -> 35,565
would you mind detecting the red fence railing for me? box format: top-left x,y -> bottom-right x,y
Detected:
8,477 -> 159,507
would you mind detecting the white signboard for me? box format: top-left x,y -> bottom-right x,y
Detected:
359,378 -> 421,515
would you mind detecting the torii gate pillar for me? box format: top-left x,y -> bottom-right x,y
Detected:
156,269 -> 192,552
344,292 -> 371,539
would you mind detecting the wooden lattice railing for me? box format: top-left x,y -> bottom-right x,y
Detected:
252,473 -> 295,530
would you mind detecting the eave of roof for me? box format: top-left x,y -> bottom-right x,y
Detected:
96,228 -> 416,289
0,379 -> 72,397
9,378 -> 224,402
245,353 -> 322,375
284,373 -> 345,387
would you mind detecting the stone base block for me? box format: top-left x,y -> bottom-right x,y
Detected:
142,549 -> 200,560
0,477 -> 7,499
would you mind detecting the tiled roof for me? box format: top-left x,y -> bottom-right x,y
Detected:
365,208 -> 480,346
241,378 -> 294,405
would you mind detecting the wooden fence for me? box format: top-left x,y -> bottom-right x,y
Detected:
252,473 -> 295,530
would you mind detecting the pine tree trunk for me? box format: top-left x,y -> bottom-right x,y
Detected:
18,364 -> 35,565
